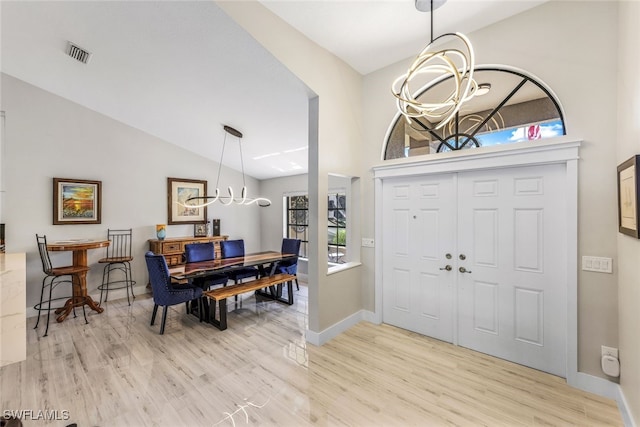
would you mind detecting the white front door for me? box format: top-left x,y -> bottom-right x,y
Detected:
382,174 -> 455,343
456,164 -> 566,376
382,163 -> 567,377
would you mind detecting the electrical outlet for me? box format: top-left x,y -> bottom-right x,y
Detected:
601,345 -> 618,359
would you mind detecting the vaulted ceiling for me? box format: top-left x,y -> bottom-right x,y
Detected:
1,1 -> 548,180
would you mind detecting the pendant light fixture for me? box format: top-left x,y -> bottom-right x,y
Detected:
392,0 -> 478,130
179,125 -> 271,208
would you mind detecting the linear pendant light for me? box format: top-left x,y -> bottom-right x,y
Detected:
178,125 -> 271,208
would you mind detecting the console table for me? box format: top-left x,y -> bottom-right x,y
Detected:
148,235 -> 228,267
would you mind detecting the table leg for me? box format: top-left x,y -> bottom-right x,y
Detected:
55,249 -> 104,323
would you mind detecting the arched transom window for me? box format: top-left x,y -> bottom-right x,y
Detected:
383,66 -> 566,160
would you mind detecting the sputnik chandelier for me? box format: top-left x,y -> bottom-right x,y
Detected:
179,125 -> 271,208
392,0 -> 478,130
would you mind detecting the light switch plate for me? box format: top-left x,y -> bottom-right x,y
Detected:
362,238 -> 375,248
582,256 -> 613,273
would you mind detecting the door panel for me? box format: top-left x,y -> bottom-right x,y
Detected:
382,175 -> 455,343
457,164 -> 566,377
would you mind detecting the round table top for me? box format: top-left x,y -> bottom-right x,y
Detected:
47,239 -> 110,251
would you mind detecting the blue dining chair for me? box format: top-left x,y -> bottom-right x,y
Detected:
145,251 -> 203,334
219,239 -> 259,284
183,242 -> 228,289
277,238 -> 301,290
184,242 -> 228,320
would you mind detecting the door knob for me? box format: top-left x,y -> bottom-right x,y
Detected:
459,254 -> 466,260
459,266 -> 472,273
445,253 -> 452,259
439,265 -> 452,271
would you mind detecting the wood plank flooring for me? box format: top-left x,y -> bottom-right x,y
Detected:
1,284 -> 623,426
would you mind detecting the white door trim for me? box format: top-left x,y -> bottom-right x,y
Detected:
373,136 -> 580,383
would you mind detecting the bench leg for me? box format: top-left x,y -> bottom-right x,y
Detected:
286,280 -> 293,305
208,297 -> 228,331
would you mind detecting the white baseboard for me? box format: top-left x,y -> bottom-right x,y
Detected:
305,309 -> 375,346
569,372 -> 636,427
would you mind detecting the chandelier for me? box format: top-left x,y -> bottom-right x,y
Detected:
179,125 -> 271,208
392,0 -> 478,130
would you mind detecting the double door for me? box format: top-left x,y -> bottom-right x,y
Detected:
382,164 -> 566,377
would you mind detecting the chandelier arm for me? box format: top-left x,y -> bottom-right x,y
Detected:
430,0 -> 434,43
239,138 -> 247,188
215,131 -> 228,189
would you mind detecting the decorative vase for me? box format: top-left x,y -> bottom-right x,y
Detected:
156,224 -> 166,241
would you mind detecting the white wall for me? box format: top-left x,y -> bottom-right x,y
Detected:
363,1 -> 619,380
617,1 -> 640,423
218,1 -> 365,335
1,73 -> 262,310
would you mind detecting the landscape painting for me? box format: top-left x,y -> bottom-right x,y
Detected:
53,178 -> 102,225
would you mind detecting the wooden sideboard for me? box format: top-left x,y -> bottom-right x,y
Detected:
148,235 -> 228,267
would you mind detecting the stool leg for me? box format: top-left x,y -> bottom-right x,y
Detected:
99,264 -> 109,305
124,262 -> 132,305
82,303 -> 88,325
34,276 -> 47,331
43,277 -> 55,337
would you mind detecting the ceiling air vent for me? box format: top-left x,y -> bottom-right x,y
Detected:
66,42 -> 92,64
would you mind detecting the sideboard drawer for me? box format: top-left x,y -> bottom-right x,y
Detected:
162,242 -> 182,253
165,254 -> 183,266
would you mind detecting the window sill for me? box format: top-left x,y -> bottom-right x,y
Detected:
327,261 -> 361,276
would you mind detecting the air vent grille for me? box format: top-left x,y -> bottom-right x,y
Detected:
66,42 -> 91,64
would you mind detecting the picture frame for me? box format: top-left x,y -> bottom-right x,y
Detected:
53,178 -> 102,225
193,223 -> 209,237
167,177 -> 208,225
617,155 -> 640,238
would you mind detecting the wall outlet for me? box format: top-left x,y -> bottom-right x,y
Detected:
601,345 -> 618,359
362,238 -> 375,248
582,256 -> 613,273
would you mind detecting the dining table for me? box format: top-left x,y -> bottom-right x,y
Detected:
47,238 -> 110,322
169,250 -> 298,311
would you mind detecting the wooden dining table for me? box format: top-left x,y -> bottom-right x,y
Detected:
170,250 -> 298,307
47,239 -> 110,322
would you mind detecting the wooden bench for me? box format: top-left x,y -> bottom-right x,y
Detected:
202,273 -> 296,330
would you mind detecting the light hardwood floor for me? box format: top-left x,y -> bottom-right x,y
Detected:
1,284 -> 623,426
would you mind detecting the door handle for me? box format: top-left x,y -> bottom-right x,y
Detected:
459,266 -> 472,273
439,265 -> 452,271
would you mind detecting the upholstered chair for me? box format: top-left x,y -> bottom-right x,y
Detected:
145,251 -> 202,334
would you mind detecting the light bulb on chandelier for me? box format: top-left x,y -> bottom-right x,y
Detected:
177,125 -> 271,209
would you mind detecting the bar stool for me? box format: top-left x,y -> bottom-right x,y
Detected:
98,228 -> 136,305
34,234 -> 90,337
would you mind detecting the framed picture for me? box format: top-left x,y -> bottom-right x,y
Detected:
194,223 -> 209,237
167,177 -> 207,225
617,155 -> 640,238
53,178 -> 102,225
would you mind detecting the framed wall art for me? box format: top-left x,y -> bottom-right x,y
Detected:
53,178 -> 102,225
193,223 -> 210,237
167,177 -> 208,225
617,155 -> 640,238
